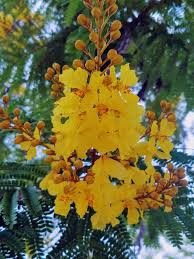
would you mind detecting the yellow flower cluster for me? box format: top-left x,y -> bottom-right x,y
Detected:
0,12 -> 14,38
0,0 -> 188,230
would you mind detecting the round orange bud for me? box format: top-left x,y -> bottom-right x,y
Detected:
107,49 -> 118,59
171,175 -> 179,183
74,159 -> 83,169
2,95 -> 9,104
14,108 -> 20,116
31,139 -> 40,147
165,102 -> 172,112
24,121 -> 31,130
13,117 -> 21,125
85,175 -> 94,184
154,172 -> 161,182
45,149 -> 55,155
150,191 -> 159,200
91,7 -> 102,19
77,14 -> 92,29
85,60 -> 96,71
110,20 -> 122,31
14,135 -> 24,144
73,59 -> 84,69
164,199 -> 172,207
50,135 -> 57,144
51,84 -> 60,92
75,40 -> 86,51
108,4 -> 118,16
52,63 -> 61,72
111,54 -> 123,65
89,31 -> 98,43
62,65 -> 69,71
51,91 -> 58,98
177,168 -> 185,179
110,30 -> 121,40
44,73 -> 53,81
146,111 -> 156,120
47,67 -> 55,76
179,179 -> 188,187
37,121 -> 45,130
167,163 -> 174,172
167,113 -> 176,122
160,100 -> 167,110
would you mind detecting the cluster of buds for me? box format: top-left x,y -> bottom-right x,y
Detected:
74,0 -> 123,72
0,12 -> 14,38
160,100 -> 176,123
44,63 -> 67,98
137,163 -> 187,212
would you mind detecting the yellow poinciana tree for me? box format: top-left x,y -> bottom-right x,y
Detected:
0,0 -> 187,230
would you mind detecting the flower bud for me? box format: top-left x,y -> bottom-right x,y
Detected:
107,49 -> 118,59
146,111 -> 155,120
37,121 -> 45,130
167,163 -> 174,172
75,40 -> 86,51
45,149 -> 55,155
167,113 -> 176,122
164,199 -> 172,207
111,54 -> 123,65
165,102 -> 172,112
108,4 -> 118,16
47,67 -> 55,76
52,63 -> 61,72
0,120 -> 10,129
106,0 -> 116,5
73,59 -> 84,69
91,7 -> 102,19
24,121 -> 31,130
171,175 -> 179,183
85,60 -> 96,71
44,156 -> 54,163
14,108 -> 20,116
89,31 -> 98,43
110,30 -> 121,40
62,170 -> 71,180
44,73 -> 53,81
50,135 -> 57,144
85,175 -> 94,184
160,100 -> 167,110
177,168 -> 185,179
77,14 -> 92,30
154,172 -> 161,182
2,95 -> 9,104
15,135 -> 24,144
51,84 -> 60,92
83,0 -> 93,9
13,117 -> 21,125
110,20 -> 122,31
62,65 -> 69,71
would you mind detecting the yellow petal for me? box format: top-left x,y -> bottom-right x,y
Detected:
120,64 -> 138,86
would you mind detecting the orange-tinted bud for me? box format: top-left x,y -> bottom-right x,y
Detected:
2,95 -> 9,104
74,159 -> 83,169
37,121 -> 45,130
150,192 -> 159,200
110,30 -> 121,40
45,73 -> 53,81
91,7 -> 102,19
110,20 -> 122,31
167,113 -> 176,122
75,40 -> 86,51
77,14 -> 92,30
171,175 -> 179,183
177,168 -> 185,179
85,60 -> 96,71
52,63 -> 61,72
51,84 -> 60,92
146,111 -> 156,120
85,175 -> 94,184
83,0 -> 93,9
107,49 -> 118,59
14,108 -> 20,116
13,117 -> 21,125
14,135 -> 24,144
50,135 -> 57,144
164,199 -> 172,207
165,102 -> 172,112
45,149 -> 55,155
24,121 -> 31,130
62,65 -> 69,71
31,139 -> 40,147
89,31 -> 98,43
106,0 -> 116,5
47,67 -> 55,76
73,59 -> 84,69
108,4 -> 118,16
160,100 -> 167,110
154,172 -> 161,182
179,179 -> 188,187
111,54 -> 123,65
167,163 -> 174,172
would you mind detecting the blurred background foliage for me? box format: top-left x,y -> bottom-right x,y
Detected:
0,0 -> 194,258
